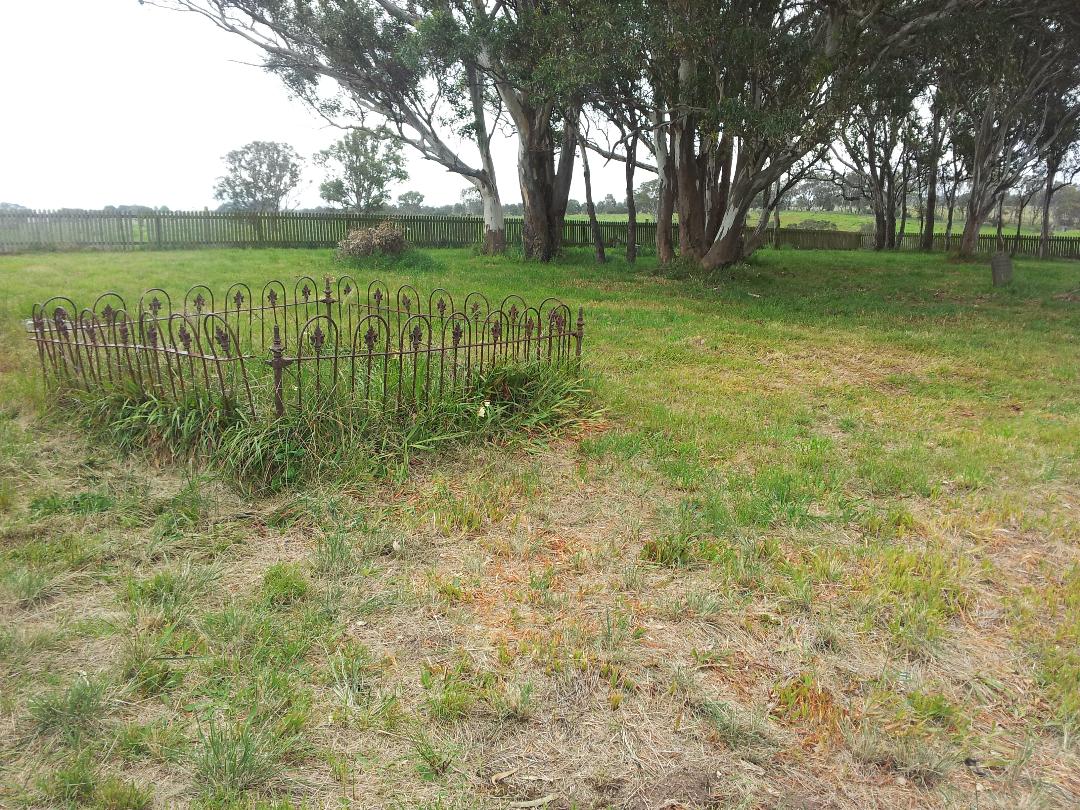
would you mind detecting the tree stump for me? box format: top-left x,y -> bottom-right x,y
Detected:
991,252 -> 1013,287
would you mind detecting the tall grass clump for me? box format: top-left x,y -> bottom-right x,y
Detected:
60,361 -> 591,492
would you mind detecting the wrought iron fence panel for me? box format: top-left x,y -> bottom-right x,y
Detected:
30,276 -> 585,421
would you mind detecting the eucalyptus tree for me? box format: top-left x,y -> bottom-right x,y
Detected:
941,0 -> 1080,257
1038,80 -> 1080,257
832,75 -> 920,251
462,0 -> 637,260
618,0 -> 958,271
147,0 -> 510,252
918,90 -> 947,251
213,140 -> 303,212
315,129 -> 407,211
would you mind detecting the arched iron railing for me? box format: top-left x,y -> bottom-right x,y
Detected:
30,275 -> 585,419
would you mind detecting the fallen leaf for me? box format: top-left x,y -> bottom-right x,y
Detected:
508,795 -> 557,809
491,767 -> 518,786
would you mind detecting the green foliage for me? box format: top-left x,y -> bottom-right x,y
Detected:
66,360 -> 589,493
193,720 -> 278,802
1011,564 -> 1080,735
30,490 -> 115,517
867,548 -> 971,654
213,141 -> 303,213
37,756 -> 97,806
788,218 -> 838,231
316,129 -> 408,212
260,563 -> 310,607
92,777 -> 153,810
29,674 -> 108,743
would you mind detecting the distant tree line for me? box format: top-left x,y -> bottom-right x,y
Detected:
131,2 -> 1080,265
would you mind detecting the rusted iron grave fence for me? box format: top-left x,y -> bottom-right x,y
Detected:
29,276 -> 585,420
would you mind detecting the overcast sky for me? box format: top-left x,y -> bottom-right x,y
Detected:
0,0 -> 631,211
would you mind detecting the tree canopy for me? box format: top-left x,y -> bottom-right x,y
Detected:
315,129 -> 407,212
213,141 -> 303,213
151,0 -> 1080,264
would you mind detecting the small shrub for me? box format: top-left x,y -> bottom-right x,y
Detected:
336,222 -> 406,258
789,218 -> 838,231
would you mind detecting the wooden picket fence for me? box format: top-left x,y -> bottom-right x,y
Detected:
2,209 -> 1079,259
0,210 -> 641,253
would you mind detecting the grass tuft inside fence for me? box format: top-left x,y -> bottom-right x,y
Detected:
64,361 -> 592,491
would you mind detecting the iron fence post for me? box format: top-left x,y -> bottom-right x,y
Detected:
321,276 -> 336,324
269,324 -> 287,417
575,306 -> 584,358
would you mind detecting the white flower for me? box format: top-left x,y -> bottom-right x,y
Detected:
477,399 -> 491,418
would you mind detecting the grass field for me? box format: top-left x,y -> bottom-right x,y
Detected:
770,210 -> 1080,237
564,209 -> 1080,237
1,246 -> 1079,808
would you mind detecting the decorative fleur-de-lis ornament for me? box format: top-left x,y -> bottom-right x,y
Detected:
452,321 -> 463,347
525,317 -> 534,339
509,304 -> 518,322
178,324 -> 192,352
234,290 -> 244,310
373,288 -> 383,307
436,298 -> 446,317
194,293 -> 206,313
84,325 -> 96,345
302,284 -> 311,302
215,326 -> 230,356
492,320 -> 503,342
119,321 -> 129,343
101,304 -> 114,323
402,294 -> 411,313
343,282 -> 352,297
471,302 -> 481,319
410,323 -> 423,351
310,324 -> 325,353
147,324 -> 158,348
150,296 -> 162,315
364,325 -> 378,352
267,288 -> 278,307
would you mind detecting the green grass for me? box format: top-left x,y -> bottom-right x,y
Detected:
1,245 -> 1078,807
570,208 -> 1080,236
759,208 -> 1079,236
